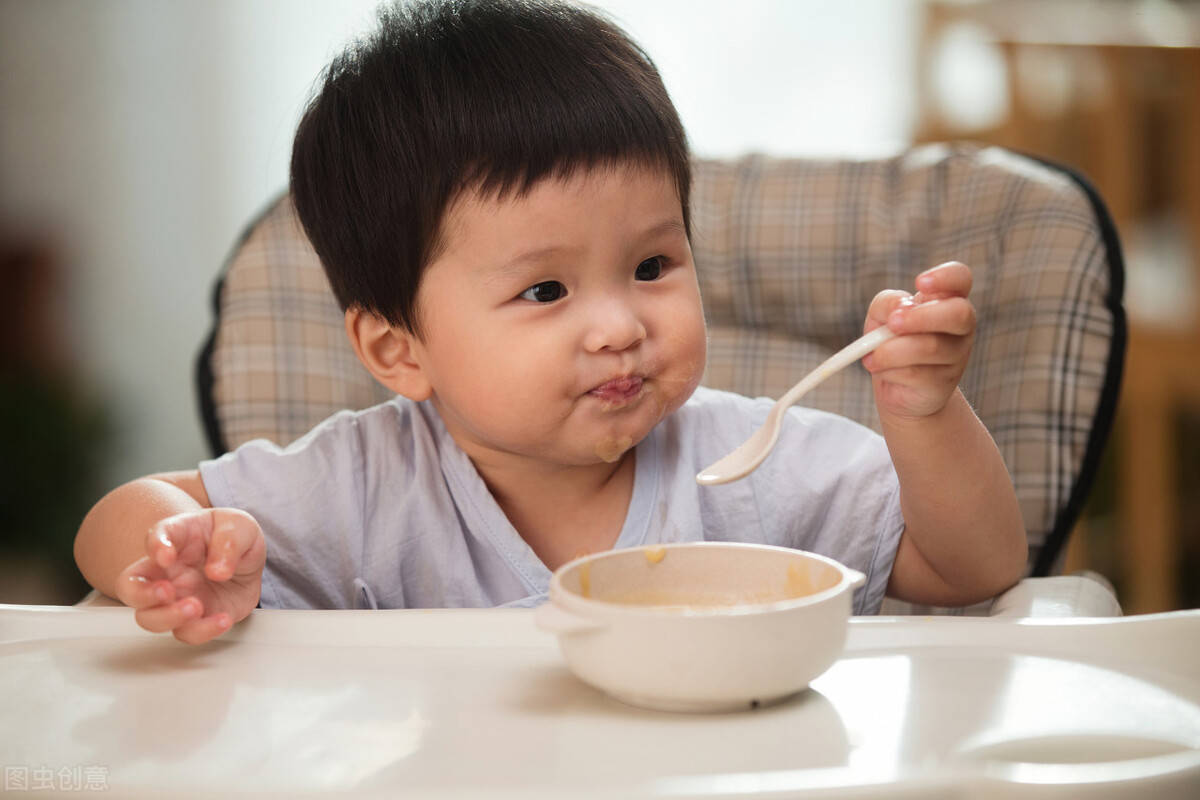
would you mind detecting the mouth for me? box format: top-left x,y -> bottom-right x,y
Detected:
587,375 -> 645,408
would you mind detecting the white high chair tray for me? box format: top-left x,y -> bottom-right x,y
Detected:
1,605 -> 1198,798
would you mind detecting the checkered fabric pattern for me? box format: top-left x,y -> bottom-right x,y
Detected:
200,143 -> 1124,614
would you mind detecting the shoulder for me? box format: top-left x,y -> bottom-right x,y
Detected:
673,385 -> 771,426
659,386 -> 891,495
302,395 -> 422,443
200,396 -> 429,495
271,395 -> 430,454
659,387 -> 766,466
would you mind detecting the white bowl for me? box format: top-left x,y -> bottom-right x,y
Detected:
535,542 -> 865,712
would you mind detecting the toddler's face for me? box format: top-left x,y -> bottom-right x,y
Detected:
410,163 -> 707,468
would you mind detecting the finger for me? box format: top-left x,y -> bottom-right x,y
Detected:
914,262 -> 972,300
865,333 -> 971,372
147,511 -> 214,570
204,510 -> 264,582
114,562 -> 176,610
868,361 -> 965,388
888,296 -> 976,337
173,612 -> 234,645
866,289 -> 914,328
134,596 -> 204,634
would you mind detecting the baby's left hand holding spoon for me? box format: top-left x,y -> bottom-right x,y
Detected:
862,261 -> 977,420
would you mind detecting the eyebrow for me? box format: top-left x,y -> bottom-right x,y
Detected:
484,217 -> 688,283
480,245 -> 573,287
637,218 -> 688,242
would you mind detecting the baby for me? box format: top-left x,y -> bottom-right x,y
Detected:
74,0 -> 1026,643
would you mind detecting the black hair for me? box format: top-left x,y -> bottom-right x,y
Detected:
290,0 -> 691,334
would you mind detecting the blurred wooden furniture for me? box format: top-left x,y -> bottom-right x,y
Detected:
916,0 -> 1200,613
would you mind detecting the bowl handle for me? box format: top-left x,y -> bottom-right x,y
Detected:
534,602 -> 606,636
845,569 -> 866,590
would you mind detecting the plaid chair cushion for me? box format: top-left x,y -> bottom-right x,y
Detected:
198,143 -> 1125,613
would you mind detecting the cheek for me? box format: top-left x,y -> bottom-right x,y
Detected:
664,296 -> 708,372
683,309 -> 709,373
449,332 -> 564,409
652,299 -> 708,409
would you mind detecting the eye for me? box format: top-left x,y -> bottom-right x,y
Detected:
519,280 -> 567,303
635,256 -> 664,281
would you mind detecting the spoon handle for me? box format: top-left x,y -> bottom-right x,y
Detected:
695,325 -> 896,486
776,325 -> 895,409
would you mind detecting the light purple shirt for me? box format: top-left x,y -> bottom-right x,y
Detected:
199,386 -> 903,614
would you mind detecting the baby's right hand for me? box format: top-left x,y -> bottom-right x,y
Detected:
115,508 -> 266,644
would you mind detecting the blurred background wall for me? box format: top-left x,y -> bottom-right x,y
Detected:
0,0 -> 1195,612
911,0 -> 1200,616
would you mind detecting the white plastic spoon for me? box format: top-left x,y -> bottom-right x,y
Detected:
695,325 -> 896,485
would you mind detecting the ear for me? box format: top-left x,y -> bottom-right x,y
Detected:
344,307 -> 433,402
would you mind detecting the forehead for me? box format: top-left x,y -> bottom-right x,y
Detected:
435,163 -> 682,259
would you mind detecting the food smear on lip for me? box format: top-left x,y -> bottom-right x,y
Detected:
594,435 -> 633,462
588,375 -> 643,409
644,546 -> 666,564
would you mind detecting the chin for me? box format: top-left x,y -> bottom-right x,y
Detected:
592,434 -> 636,463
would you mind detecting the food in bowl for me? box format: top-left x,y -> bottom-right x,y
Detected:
536,542 -> 865,712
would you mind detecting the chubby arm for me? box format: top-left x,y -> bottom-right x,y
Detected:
75,470 -> 265,643
879,390 -> 1027,605
75,471 -> 211,599
863,263 -> 1027,606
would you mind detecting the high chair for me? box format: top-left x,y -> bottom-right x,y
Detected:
194,142 -> 1126,617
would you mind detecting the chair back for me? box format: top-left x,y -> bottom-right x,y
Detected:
199,143 -> 1126,607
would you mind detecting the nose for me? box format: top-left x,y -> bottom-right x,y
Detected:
583,296 -> 647,353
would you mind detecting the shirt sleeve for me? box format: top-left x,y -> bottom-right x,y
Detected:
198,409 -> 368,609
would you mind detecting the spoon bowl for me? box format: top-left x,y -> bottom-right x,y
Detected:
696,325 -> 895,485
